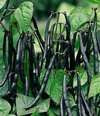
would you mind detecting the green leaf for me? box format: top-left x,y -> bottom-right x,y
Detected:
68,92 -> 76,107
0,0 -> 6,9
40,69 -> 54,95
10,13 -> 17,23
88,75 -> 100,98
31,110 -> 39,116
51,92 -> 75,115
16,94 -> 50,116
9,115 -> 16,116
0,66 -> 8,95
86,0 -> 100,4
73,67 -> 87,87
0,47 -> 3,50
0,98 -> 11,115
0,111 -> 8,116
17,76 -> 24,88
69,7 -> 90,32
38,98 -> 50,113
50,70 -> 66,104
50,80 -> 62,104
14,1 -> 33,33
50,70 -> 69,104
72,106 -> 78,116
51,106 -> 60,116
81,83 -> 88,96
55,69 -> 66,85
40,70 -> 69,105
10,13 -> 20,35
48,109 -> 56,116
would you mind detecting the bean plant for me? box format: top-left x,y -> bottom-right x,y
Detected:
0,0 -> 100,116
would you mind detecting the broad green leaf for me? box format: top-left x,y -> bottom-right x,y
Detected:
40,69 -> 54,95
86,0 -> 100,4
0,66 -> 8,95
51,92 -> 75,115
50,80 -> 62,104
40,70 -> 69,105
88,75 -> 100,98
0,111 -> 8,116
69,7 -> 90,32
31,110 -> 39,116
0,0 -> 6,9
73,67 -> 87,87
0,113 -> 16,116
38,98 -> 50,113
0,98 -> 11,114
10,13 -> 17,23
51,106 -> 60,116
16,94 -> 36,116
9,115 -> 16,116
81,83 -> 88,96
48,109 -> 56,116
50,70 -> 69,104
55,69 -> 66,85
14,1 -> 33,33
16,94 -> 50,116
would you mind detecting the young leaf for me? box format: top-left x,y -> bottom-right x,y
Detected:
0,98 -> 11,115
69,7 -> 90,32
88,75 -> 100,98
0,0 -> 6,9
14,1 -> 33,33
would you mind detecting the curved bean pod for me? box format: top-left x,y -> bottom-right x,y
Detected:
60,95 -> 65,116
92,31 -> 99,75
79,32 -> 92,94
77,72 -> 82,116
81,92 -> 92,116
0,25 -> 13,87
24,75 -> 29,96
63,74 -> 72,116
2,34 -> 22,98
